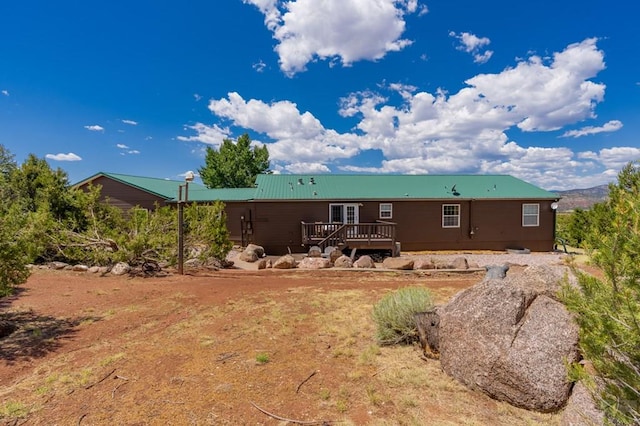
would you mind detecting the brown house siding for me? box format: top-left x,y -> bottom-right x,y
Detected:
239,198 -> 556,254
78,176 -> 169,211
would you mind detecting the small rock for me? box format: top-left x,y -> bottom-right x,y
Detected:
257,259 -> 268,270
485,264 -> 510,279
72,264 -> 89,272
88,266 -> 100,273
49,261 -> 69,270
110,262 -> 131,276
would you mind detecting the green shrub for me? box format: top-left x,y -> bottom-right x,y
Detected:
184,201 -> 232,263
0,205 -> 31,296
373,286 -> 433,345
561,162 -> 640,425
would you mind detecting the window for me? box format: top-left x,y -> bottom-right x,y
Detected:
330,204 -> 343,223
442,204 -> 460,228
522,203 -> 539,227
379,203 -> 393,219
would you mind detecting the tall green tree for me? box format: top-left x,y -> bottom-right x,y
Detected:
562,161 -> 640,424
198,133 -> 270,188
0,145 -> 29,295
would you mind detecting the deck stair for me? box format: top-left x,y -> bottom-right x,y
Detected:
301,221 -> 397,256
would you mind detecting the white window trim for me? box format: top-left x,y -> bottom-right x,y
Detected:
442,204 -> 460,228
329,203 -> 359,224
522,203 -> 540,227
379,203 -> 393,219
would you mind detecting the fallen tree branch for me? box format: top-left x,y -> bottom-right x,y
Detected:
112,381 -> 127,399
85,368 -> 116,390
250,401 -> 334,425
296,370 -> 317,393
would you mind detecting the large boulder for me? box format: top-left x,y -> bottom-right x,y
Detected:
450,257 -> 468,270
239,250 -> 259,262
239,244 -> 264,262
298,257 -> 332,269
413,258 -> 436,270
272,255 -> 297,269
308,246 -> 322,258
333,255 -> 353,268
353,255 -> 375,269
439,265 -> 579,412
328,248 -> 343,263
245,244 -> 265,258
561,381 -> 604,426
382,257 -> 414,270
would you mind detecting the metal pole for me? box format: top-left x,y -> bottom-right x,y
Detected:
178,185 -> 184,275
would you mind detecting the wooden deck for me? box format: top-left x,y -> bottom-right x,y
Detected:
301,221 -> 397,256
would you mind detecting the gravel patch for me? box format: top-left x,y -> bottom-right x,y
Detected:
407,252 -> 569,268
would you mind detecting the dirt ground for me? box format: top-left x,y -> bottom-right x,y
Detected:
1,262 -> 563,425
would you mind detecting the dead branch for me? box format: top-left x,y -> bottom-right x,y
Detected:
77,413 -> 87,426
296,370 -> 317,393
111,381 -> 127,399
62,231 -> 119,251
85,368 -> 116,390
250,401 -> 334,425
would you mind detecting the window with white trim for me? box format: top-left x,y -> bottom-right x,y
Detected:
442,204 -> 460,228
522,203 -> 540,227
379,203 -> 393,219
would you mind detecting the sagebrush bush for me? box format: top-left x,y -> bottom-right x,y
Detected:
373,286 -> 433,345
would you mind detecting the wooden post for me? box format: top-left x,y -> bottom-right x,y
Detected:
414,308 -> 440,359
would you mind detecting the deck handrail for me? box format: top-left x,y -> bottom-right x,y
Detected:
301,221 -> 397,254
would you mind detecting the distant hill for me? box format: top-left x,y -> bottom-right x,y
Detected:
552,184 -> 609,212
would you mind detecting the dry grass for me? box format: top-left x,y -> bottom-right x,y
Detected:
0,274 -> 563,425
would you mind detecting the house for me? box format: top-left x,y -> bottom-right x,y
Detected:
74,172 -> 211,211
76,172 -> 560,255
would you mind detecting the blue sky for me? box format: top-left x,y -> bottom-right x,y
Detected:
1,1 -> 638,190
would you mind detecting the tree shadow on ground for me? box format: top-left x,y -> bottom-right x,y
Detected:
0,307 -> 101,364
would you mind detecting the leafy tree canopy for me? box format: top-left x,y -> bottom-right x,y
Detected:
198,133 -> 270,188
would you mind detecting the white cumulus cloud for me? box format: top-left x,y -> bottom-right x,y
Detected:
84,125 -> 104,132
177,123 -> 231,146
450,31 -> 494,64
121,119 -> 138,126
180,39 -> 630,190
243,0 -> 416,75
1,90 -> 8,96
561,120 -> 623,138
46,153 -> 82,162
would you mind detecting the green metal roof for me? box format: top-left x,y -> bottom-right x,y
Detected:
75,172 -> 255,202
253,174 -> 559,200
76,172 -> 558,202
182,187 -> 256,202
75,172 -> 208,200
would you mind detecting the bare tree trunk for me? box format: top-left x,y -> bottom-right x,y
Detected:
415,308 -> 440,359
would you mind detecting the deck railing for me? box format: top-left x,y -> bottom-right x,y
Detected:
301,221 -> 397,254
